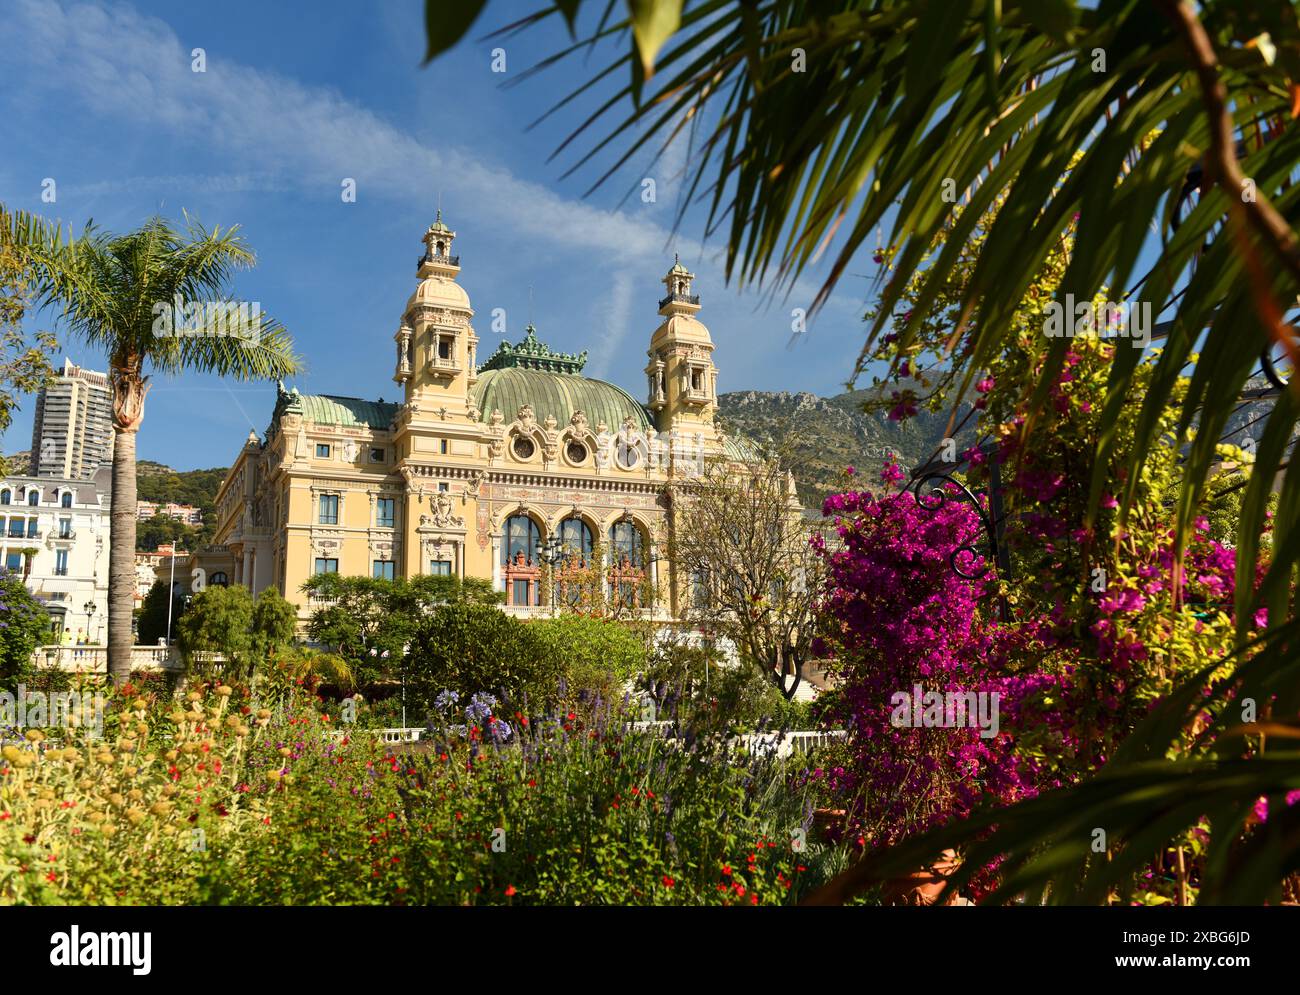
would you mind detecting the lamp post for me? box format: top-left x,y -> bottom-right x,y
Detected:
83,600 -> 96,646
534,535 -> 564,615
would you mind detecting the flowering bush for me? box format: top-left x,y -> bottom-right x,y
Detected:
2,681 -> 843,905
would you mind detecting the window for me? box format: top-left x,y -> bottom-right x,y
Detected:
617,579 -> 638,608
316,444 -> 331,459
440,439 -> 448,455
512,436 -> 535,461
28,491 -> 39,506
314,558 -> 338,575
4,552 -> 21,572
373,560 -> 395,581
429,559 -> 452,576
26,519 -> 38,538
609,521 -> 644,569
61,492 -> 73,508
7,519 -> 23,538
558,517 -> 593,562
438,338 -> 452,361
437,482 -> 449,493
512,578 -> 531,605
369,447 -> 385,463
376,498 -> 395,528
503,514 -> 540,565
0,490 -> 9,505
58,519 -> 71,538
318,494 -> 339,525
55,549 -> 68,576
690,569 -> 710,610
210,572 -> 228,586
566,441 -> 588,464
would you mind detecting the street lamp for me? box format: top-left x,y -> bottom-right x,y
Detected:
83,600 -> 96,646
534,535 -> 565,614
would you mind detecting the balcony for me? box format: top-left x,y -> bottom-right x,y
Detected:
418,252 -> 460,268
658,292 -> 700,309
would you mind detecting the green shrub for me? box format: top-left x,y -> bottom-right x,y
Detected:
0,569 -> 50,688
405,603 -> 557,715
528,613 -> 647,704
177,584 -> 300,682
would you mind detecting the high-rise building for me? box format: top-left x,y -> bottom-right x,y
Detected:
30,359 -> 115,479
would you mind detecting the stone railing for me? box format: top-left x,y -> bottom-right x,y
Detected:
29,646 -> 226,674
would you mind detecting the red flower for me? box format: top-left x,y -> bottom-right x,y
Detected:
662,875 -> 675,888
721,864 -> 732,876
505,885 -> 517,897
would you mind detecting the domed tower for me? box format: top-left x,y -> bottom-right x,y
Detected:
394,211 -> 479,412
646,255 -> 718,442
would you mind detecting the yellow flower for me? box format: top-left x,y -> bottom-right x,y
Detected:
165,750 -> 179,762
215,686 -> 233,697
149,801 -> 173,817
235,725 -> 250,737
283,774 -> 296,786
162,784 -> 179,798
77,778 -> 94,791
125,808 -> 145,825
226,716 -> 242,729
267,770 -> 282,782
100,823 -> 117,837
186,691 -> 202,702
108,793 -> 125,808
169,710 -> 187,724
1,745 -> 23,764
24,729 -> 45,743
279,747 -> 292,757
127,788 -> 143,801
180,743 -> 198,755
86,811 -> 106,824
95,752 -> 114,764
132,697 -> 149,710
257,709 -> 271,720
134,722 -> 149,737
34,798 -> 54,810
185,711 -> 204,723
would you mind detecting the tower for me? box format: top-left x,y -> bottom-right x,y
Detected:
393,211 -> 479,413
646,256 -> 718,441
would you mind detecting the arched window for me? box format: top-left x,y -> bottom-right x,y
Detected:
0,490 -> 10,506
557,517 -> 593,563
61,492 -> 73,508
210,572 -> 228,587
28,491 -> 39,506
502,514 -> 540,566
608,520 -> 644,569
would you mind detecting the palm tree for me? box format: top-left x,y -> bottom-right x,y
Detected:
4,209 -> 300,685
421,1 -> 1300,901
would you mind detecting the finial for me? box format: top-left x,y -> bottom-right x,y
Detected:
674,252 -> 679,265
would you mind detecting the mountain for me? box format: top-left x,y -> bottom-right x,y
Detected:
2,450 -> 31,474
716,387 -> 978,509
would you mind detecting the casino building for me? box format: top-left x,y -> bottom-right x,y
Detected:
203,216 -> 757,622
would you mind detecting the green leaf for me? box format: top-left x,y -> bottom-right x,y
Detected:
627,0 -> 683,80
423,0 -> 489,64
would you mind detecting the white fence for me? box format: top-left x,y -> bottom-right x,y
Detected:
28,646 -> 227,675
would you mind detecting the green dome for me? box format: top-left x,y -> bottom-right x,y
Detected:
471,368 -> 654,433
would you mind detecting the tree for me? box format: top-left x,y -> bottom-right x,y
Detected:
671,452 -> 825,700
0,207 -> 56,475
177,584 -> 299,683
8,210 -> 299,685
0,568 -> 50,686
301,572 -> 503,690
136,579 -> 181,646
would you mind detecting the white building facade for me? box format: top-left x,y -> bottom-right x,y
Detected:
0,465 -> 111,642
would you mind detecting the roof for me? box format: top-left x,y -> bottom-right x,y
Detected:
471,368 -> 654,433
270,386 -> 399,432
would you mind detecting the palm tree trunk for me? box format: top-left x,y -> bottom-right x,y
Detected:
108,424 -> 139,685
108,360 -> 148,687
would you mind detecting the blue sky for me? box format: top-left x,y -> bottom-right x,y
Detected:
0,0 -> 876,470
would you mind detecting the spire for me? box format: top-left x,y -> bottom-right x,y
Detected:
659,256 -> 699,316
419,212 -> 459,275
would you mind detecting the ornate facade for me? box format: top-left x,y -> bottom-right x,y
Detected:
206,216 -> 752,620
